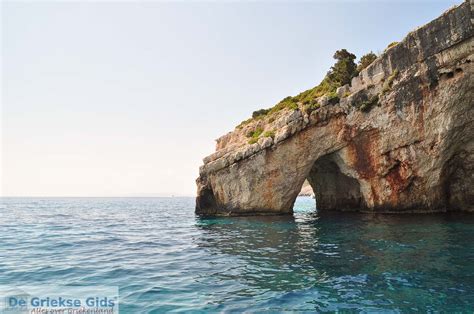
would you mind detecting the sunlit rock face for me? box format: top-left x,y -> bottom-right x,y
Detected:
196,2 -> 473,216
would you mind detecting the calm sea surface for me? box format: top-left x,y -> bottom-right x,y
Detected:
0,197 -> 473,312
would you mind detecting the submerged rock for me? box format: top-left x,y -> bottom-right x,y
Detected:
196,2 -> 474,216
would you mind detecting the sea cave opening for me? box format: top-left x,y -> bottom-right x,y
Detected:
297,154 -> 363,212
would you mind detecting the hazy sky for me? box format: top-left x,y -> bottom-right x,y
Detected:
2,0 -> 460,197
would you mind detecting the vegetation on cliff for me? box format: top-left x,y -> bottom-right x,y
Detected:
357,52 -> 377,73
382,69 -> 399,95
238,49 -> 379,128
385,41 -> 400,51
359,95 -> 380,112
198,1 -> 473,215
247,127 -> 264,144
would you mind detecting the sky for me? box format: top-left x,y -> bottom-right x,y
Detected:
1,0 -> 461,197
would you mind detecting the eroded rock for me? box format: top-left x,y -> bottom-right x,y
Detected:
196,2 -> 473,216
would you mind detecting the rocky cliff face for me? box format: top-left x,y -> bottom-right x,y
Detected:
196,1 -> 473,216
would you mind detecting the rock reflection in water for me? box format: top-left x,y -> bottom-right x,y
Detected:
194,202 -> 474,311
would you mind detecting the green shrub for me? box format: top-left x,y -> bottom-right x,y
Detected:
293,80 -> 335,107
382,69 -> 399,95
248,137 -> 258,144
385,41 -> 399,51
303,102 -> 320,114
252,108 -> 270,118
288,101 -> 298,110
263,130 -> 275,138
236,48 -> 359,127
295,89 -> 314,105
360,95 -> 379,112
247,127 -> 264,144
291,50 -> 357,106
357,52 -> 377,73
267,102 -> 286,115
268,96 -> 298,115
247,127 -> 263,139
327,92 -> 340,105
236,118 -> 253,129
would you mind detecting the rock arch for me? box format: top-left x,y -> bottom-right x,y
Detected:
195,2 -> 473,216
306,154 -> 363,211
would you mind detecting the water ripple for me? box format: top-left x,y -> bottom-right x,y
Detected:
0,197 -> 473,312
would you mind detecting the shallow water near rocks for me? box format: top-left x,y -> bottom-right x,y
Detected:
1,197 -> 473,312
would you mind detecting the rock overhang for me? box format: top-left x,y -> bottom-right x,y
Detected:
196,1 -> 474,216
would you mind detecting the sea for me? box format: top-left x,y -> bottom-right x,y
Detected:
1,197 -> 473,312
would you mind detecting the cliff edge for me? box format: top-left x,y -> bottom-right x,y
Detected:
196,1 -> 473,216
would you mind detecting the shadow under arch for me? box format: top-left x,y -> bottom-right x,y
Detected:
299,153 -> 363,212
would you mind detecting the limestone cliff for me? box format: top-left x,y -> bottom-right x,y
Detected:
196,1 -> 473,216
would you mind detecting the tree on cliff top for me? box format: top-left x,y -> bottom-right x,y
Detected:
326,49 -> 357,87
241,48 -> 359,126
273,49 -> 358,106
296,49 -> 357,100
357,52 -> 377,73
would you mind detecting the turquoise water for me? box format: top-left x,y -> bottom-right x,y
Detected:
1,197 -> 473,312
